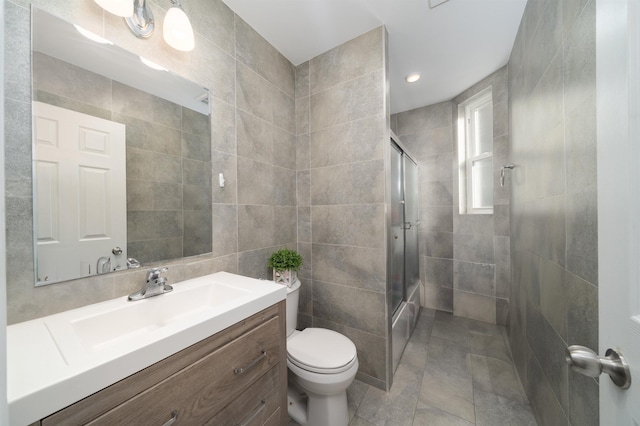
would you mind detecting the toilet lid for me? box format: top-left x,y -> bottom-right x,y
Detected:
287,328 -> 357,373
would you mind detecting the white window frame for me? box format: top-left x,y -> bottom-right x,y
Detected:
457,87 -> 493,215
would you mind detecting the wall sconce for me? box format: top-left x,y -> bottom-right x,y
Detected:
125,0 -> 155,39
163,0 -> 195,51
94,0 -> 194,51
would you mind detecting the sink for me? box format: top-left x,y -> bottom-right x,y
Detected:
7,271 -> 286,426
43,272 -> 281,365
64,280 -> 252,354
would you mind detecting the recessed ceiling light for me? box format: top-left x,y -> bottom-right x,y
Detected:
405,73 -> 421,83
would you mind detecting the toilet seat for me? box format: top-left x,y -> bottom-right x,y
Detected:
287,328 -> 357,374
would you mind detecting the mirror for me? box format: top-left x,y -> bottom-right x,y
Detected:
32,9 -> 212,286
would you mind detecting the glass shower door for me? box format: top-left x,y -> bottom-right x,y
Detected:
403,155 -> 420,297
390,144 -> 405,314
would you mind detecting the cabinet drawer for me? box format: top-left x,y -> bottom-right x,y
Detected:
88,316 -> 281,425
205,366 -> 280,426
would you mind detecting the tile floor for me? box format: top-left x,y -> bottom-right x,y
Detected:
290,308 -> 537,426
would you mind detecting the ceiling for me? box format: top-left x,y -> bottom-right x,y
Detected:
221,0 -> 527,114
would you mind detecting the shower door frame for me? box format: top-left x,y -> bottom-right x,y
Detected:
388,132 -> 421,374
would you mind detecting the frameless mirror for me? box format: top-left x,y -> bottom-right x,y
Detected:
32,8 -> 212,286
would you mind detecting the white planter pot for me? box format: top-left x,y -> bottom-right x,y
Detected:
273,269 -> 297,286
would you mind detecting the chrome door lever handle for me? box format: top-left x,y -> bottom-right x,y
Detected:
566,345 -> 631,389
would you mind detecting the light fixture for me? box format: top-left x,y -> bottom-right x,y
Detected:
163,0 -> 195,51
95,0 -> 195,52
94,0 -> 133,17
74,25 -> 114,45
125,0 -> 155,39
405,73 -> 422,83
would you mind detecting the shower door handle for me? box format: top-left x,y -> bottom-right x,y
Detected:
403,221 -> 420,230
565,345 -> 631,389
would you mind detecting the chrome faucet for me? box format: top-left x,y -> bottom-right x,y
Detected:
128,267 -> 173,301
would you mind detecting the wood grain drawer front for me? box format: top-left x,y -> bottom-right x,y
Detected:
205,366 -> 280,426
87,316 -> 281,426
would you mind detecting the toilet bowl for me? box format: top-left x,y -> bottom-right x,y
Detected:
285,279 -> 358,426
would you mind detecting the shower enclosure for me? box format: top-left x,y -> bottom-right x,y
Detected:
389,134 -> 420,371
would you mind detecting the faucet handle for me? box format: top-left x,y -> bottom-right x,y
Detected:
146,266 -> 169,281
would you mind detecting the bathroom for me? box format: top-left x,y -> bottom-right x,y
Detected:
1,0 -> 639,424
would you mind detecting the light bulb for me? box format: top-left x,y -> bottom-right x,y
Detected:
163,5 -> 195,51
94,0 -> 133,17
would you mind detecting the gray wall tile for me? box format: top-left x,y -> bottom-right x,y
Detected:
453,233 -> 495,264
454,261 -> 495,296
313,280 -> 386,336
310,115 -> 385,167
311,160 -> 384,205
454,291 -> 496,326
310,27 -> 383,94
312,204 -> 385,248
295,61 -> 310,99
312,244 -> 385,292
211,204 -> 238,257
396,101 -> 453,135
236,62 -> 295,134
235,16 -> 295,98
310,70 -> 384,131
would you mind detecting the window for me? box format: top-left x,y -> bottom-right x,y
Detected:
457,88 -> 493,214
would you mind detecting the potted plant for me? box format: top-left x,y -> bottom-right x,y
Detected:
268,248 -> 303,286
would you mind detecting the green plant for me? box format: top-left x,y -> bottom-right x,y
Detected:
268,248 -> 303,271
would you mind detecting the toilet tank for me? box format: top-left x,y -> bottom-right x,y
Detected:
285,279 -> 301,337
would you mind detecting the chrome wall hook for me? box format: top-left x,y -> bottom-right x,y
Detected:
500,164 -> 515,188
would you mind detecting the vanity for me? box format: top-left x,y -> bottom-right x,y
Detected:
7,272 -> 288,426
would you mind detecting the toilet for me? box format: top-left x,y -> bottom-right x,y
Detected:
285,278 -> 359,426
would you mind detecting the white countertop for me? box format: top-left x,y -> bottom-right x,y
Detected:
7,272 -> 286,425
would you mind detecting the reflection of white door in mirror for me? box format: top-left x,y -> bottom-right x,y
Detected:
33,102 -> 127,285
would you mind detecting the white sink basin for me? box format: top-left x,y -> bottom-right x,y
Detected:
7,272 -> 286,426
45,276 -> 256,364
70,281 -> 250,353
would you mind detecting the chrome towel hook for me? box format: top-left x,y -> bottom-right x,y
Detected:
500,164 -> 515,188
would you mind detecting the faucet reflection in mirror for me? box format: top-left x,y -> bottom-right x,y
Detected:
95,0 -> 195,51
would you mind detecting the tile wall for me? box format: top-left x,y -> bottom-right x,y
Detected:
4,0 -> 296,323
391,66 -> 510,326
508,0 -> 599,424
33,52 -> 212,263
295,27 -> 391,389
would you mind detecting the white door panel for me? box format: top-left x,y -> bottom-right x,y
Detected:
33,102 -> 127,284
597,0 -> 640,423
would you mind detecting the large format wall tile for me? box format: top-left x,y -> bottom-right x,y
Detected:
311,160 -> 384,205
310,115 -> 385,167
310,27 -> 383,94
507,6 -> 598,422
310,70 -> 384,131
312,244 -> 385,292
236,62 -> 295,134
312,204 -> 385,248
235,16 -> 295,98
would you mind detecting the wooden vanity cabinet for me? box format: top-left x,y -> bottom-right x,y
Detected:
39,302 -> 288,426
